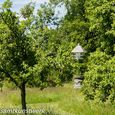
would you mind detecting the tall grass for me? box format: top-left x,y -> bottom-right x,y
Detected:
0,83 -> 115,115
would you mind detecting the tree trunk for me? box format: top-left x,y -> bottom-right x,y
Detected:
21,83 -> 27,115
0,87 -> 2,92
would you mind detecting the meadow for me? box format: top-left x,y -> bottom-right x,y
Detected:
0,83 -> 115,115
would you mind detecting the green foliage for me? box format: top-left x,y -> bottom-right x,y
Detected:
0,8 -> 36,88
84,0 -> 115,55
20,2 -> 35,19
36,3 -> 56,27
83,51 -> 115,102
51,0 -> 115,103
2,0 -> 12,9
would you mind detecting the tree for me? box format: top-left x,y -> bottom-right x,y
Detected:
20,2 -> 35,19
27,1 -> 76,84
81,0 -> 115,103
0,81 -> 3,92
0,0 -> 68,114
84,0 -> 115,55
0,1 -> 39,114
83,51 -> 115,102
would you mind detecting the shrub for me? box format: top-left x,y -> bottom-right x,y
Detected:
83,51 -> 115,103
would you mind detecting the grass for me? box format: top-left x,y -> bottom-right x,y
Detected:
0,83 -> 115,115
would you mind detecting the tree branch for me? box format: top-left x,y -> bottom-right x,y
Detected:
0,67 -> 21,89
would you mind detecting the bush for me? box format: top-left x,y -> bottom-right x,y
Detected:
83,51 -> 115,103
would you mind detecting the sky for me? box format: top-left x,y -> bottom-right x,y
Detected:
0,0 -> 49,12
0,0 -> 66,17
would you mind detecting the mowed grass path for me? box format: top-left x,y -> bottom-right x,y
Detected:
0,83 -> 115,115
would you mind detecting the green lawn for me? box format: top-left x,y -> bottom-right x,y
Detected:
0,83 -> 115,115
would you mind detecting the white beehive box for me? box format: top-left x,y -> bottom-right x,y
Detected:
74,77 -> 83,89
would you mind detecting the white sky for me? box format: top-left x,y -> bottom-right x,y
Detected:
12,0 -> 49,5
0,0 -> 66,18
0,0 -> 49,12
